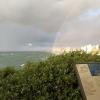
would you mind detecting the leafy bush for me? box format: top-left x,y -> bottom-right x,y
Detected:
0,51 -> 100,100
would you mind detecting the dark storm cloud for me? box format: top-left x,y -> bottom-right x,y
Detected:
0,23 -> 55,51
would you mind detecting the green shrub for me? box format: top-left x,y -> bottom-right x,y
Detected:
0,51 -> 100,100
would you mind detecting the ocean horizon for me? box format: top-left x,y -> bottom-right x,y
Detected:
0,51 -> 51,68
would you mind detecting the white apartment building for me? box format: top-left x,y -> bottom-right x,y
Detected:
81,44 -> 100,53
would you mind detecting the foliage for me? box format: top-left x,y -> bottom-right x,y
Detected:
0,51 -> 100,100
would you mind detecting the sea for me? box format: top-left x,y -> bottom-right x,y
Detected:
0,51 -> 51,68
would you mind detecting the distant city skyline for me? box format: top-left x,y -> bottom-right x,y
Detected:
52,44 -> 100,54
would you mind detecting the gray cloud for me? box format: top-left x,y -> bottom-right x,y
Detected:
54,10 -> 100,47
0,22 -> 55,51
0,0 -> 100,50
0,0 -> 67,32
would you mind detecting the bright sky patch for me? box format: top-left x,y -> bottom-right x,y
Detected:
79,8 -> 100,21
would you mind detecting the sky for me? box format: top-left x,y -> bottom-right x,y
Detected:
0,0 -> 100,51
